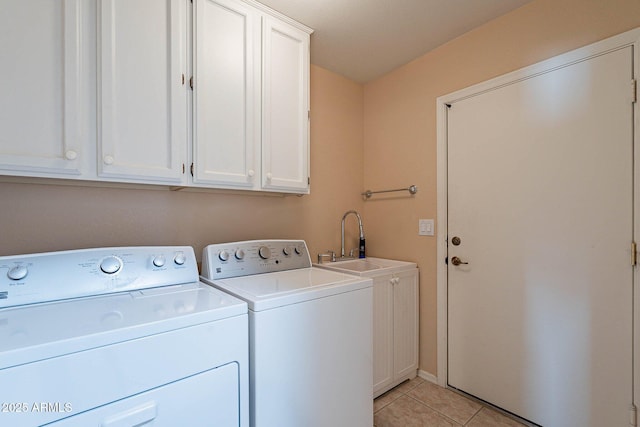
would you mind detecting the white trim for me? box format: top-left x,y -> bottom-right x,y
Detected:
436,26 -> 640,391
417,369 -> 438,385
436,98 -> 449,388
634,26 -> 640,417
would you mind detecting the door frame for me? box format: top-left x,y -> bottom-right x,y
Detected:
435,28 -> 640,401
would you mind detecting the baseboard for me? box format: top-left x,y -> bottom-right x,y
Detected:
418,370 -> 438,385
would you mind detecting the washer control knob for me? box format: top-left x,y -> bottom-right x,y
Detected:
235,249 -> 245,260
7,265 -> 28,281
219,250 -> 230,262
100,256 -> 122,274
258,246 -> 271,260
282,246 -> 291,256
152,255 -> 166,268
294,246 -> 303,255
174,252 -> 186,265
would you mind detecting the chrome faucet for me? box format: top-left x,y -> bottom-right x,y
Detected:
341,210 -> 365,258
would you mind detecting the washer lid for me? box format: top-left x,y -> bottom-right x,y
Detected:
201,267 -> 372,311
0,282 -> 247,370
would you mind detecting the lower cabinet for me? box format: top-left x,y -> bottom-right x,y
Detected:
373,268 -> 419,397
315,258 -> 420,398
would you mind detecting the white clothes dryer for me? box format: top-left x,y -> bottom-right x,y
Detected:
0,246 -> 248,427
201,240 -> 373,427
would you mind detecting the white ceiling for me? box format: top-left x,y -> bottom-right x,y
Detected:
258,0 -> 534,83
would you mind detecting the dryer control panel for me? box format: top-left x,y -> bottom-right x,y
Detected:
0,246 -> 198,308
202,240 -> 311,280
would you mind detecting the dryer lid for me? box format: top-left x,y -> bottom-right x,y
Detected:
0,282 -> 247,370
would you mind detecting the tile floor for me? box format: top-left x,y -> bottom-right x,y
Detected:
374,377 -> 527,427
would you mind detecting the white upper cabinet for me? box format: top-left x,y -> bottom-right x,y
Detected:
193,0 -> 311,194
192,0 -> 260,188
0,0 -> 86,178
0,0 -> 311,193
261,16 -> 310,193
97,0 -> 187,184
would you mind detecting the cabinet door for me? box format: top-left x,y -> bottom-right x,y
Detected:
192,0 -> 260,188
373,275 -> 394,396
0,0 -> 84,177
98,0 -> 186,183
393,269 -> 419,379
261,16 -> 310,193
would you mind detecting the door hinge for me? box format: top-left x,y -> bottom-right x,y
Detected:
181,74 -> 185,86
630,404 -> 637,426
633,79 -> 637,104
307,176 -> 310,185
632,241 -> 637,266
190,163 -> 194,176
308,110 -> 310,120
190,76 -> 193,91
182,163 -> 185,174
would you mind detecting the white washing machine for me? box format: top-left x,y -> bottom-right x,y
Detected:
201,240 -> 373,427
0,246 -> 248,427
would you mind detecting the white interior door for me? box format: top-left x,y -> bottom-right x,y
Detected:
447,45 -> 634,426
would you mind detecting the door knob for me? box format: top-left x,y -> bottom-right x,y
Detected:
451,256 -> 468,266
451,236 -> 461,246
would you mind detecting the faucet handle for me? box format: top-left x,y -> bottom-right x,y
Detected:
318,250 -> 337,264
348,248 -> 356,258
317,253 -> 331,264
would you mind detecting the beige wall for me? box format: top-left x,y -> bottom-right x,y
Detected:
0,65 -> 364,265
363,0 -> 640,376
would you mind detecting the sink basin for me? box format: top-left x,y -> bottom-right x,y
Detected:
329,259 -> 384,272
316,257 -> 417,276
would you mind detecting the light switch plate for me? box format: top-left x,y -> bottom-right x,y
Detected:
419,219 -> 434,236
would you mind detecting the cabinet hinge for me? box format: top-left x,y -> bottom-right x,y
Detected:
190,76 -> 193,91
308,110 -> 310,120
190,163 -> 194,176
633,79 -> 637,104
632,241 -> 637,266
307,177 -> 310,185
182,163 -> 185,174
630,404 -> 637,426
181,74 -> 185,86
